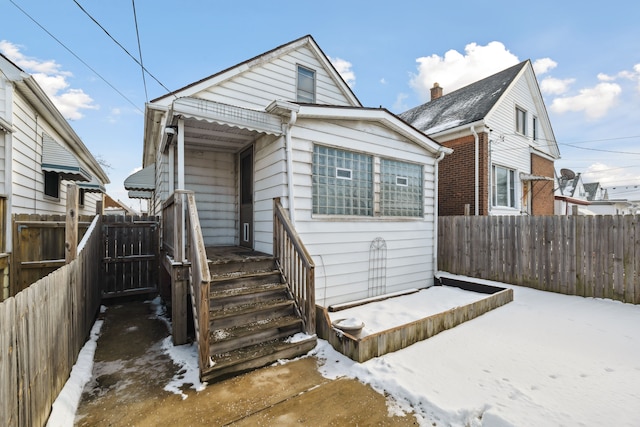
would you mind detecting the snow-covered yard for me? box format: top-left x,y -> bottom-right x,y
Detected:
51,274 -> 640,426
316,273 -> 640,426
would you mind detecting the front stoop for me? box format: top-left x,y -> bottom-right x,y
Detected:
202,255 -> 316,382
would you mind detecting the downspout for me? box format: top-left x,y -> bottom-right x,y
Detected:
470,125 -> 479,216
284,111 -> 298,226
433,150 -> 446,276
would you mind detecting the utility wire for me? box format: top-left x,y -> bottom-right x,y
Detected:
73,0 -> 172,94
9,0 -> 143,114
131,0 -> 148,102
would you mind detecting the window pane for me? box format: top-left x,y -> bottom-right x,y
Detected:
380,159 -> 422,217
493,165 -> 516,208
297,66 -> 315,103
312,145 -> 372,216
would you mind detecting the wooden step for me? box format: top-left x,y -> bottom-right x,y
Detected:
210,299 -> 296,330
210,270 -> 282,291
209,282 -> 290,311
210,315 -> 304,354
202,335 -> 318,382
208,257 -> 275,277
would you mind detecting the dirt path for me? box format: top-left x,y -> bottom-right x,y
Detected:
74,299 -> 418,426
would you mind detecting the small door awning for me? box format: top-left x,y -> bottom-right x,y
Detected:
124,164 -> 155,191
520,173 -> 554,181
42,135 -> 91,182
128,190 -> 153,199
77,175 -> 106,193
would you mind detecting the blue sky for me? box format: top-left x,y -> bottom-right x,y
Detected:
2,0 -> 639,207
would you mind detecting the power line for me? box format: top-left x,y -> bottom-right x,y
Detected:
73,0 -> 172,94
131,0 -> 148,102
9,0 -> 143,114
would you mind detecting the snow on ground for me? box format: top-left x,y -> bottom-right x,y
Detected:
314,273 -> 640,426
46,307 -> 106,427
328,286 -> 490,336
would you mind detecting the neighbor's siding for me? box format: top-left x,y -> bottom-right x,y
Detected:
8,90 -> 101,216
290,119 -> 437,306
184,148 -> 237,246
253,134 -> 287,254
485,72 -> 552,215
193,46 -> 355,110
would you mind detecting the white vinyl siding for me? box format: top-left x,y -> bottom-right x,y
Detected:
193,46 -> 355,109
290,118 -> 437,306
184,149 -> 236,246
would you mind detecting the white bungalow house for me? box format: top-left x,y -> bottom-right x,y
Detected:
0,53 -> 109,298
127,35 -> 450,380
400,61 -> 561,216
132,35 -> 450,306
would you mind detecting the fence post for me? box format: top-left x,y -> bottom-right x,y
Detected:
65,183 -> 79,264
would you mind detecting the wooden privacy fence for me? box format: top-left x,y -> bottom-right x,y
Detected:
438,215 -> 640,304
11,214 -> 93,297
0,214 -> 102,427
101,215 -> 159,298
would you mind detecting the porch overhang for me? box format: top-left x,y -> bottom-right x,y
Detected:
160,98 -> 284,154
42,135 -> 91,182
128,190 -> 153,199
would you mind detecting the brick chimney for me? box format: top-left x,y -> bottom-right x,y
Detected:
430,82 -> 443,101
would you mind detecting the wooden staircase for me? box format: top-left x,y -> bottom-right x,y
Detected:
201,253 -> 317,382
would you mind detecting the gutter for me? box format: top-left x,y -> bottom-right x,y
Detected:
470,125 -> 479,216
433,149 -> 446,276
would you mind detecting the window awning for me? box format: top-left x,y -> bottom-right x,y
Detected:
42,135 -> 91,182
77,175 -> 106,193
124,164 -> 155,191
128,190 -> 153,199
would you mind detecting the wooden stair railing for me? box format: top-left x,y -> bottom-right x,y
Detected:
273,198 -> 316,334
166,190 -> 211,374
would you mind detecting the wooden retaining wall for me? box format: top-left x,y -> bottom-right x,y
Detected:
438,215 -> 640,304
317,284 -> 513,362
0,215 -> 102,427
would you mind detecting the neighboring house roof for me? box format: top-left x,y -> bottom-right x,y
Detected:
583,182 -> 608,201
0,53 -> 110,185
558,172 -> 583,198
399,61 -> 528,135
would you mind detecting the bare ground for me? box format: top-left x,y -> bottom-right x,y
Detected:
74,299 -> 418,426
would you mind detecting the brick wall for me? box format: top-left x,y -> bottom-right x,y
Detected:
530,154 -> 555,215
438,133 -> 489,216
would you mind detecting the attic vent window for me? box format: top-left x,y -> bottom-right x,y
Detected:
297,65 -> 316,103
336,168 -> 352,180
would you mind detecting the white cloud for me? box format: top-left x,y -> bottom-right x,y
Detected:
550,82 -> 621,119
532,58 -> 557,75
380,78 -> 387,84
582,162 -> 640,186
329,56 -> 355,87
392,93 -> 409,112
409,41 -> 520,102
597,73 -> 615,82
540,76 -> 575,95
0,40 -> 96,120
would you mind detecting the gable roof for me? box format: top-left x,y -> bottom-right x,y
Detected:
399,61 -> 528,135
150,35 -> 361,107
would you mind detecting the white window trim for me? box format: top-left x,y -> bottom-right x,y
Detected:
492,164 -> 517,209
516,106 -> 527,136
296,65 -> 316,103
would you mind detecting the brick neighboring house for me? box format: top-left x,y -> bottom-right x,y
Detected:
400,60 -> 560,216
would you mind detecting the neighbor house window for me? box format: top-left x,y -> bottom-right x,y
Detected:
380,159 -> 423,217
532,116 -> 538,141
492,165 -> 516,208
516,107 -> 527,135
44,170 -> 60,198
313,145 -> 372,216
297,65 -> 316,103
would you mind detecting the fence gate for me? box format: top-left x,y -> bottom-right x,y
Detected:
102,215 -> 160,297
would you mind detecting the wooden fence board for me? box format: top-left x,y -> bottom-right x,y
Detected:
439,215 -> 640,305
